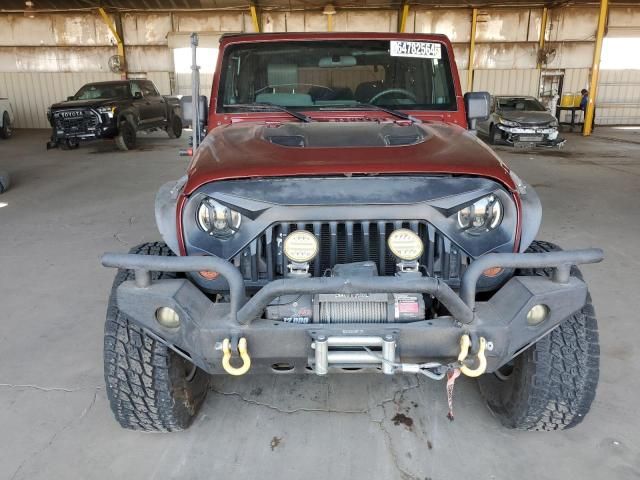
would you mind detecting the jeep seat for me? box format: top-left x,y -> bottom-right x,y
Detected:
256,63 -> 312,107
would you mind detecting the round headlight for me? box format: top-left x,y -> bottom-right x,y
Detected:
387,228 -> 424,261
283,230 -> 319,263
197,198 -> 241,238
457,195 -> 503,233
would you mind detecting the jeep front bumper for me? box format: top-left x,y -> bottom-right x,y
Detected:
101,248 -> 603,376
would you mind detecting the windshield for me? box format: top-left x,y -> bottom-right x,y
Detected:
73,83 -> 130,100
218,40 -> 456,112
497,98 -> 545,112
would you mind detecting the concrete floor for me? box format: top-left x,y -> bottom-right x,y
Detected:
1,128 -> 639,480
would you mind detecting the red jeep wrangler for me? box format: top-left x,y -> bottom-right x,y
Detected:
102,33 -> 603,432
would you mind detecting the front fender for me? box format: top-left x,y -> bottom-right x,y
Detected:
518,182 -> 542,252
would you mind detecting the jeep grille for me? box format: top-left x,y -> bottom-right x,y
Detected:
233,221 -> 470,287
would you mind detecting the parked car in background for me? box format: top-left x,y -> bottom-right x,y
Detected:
46,80 -> 183,151
478,95 -> 564,148
0,98 -> 14,139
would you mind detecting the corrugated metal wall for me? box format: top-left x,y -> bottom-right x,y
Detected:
175,73 -> 213,97
0,71 -> 171,128
473,69 -> 539,96
0,72 -> 118,128
596,70 -> 640,125
1,7 -> 640,127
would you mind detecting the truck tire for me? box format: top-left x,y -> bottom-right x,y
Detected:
478,240 -> 599,431
0,112 -> 12,139
488,123 -> 501,145
115,121 -> 136,151
0,170 -> 9,193
167,115 -> 182,139
103,242 -> 209,432
60,138 -> 79,150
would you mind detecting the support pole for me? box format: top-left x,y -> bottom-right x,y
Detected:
398,2 -> 409,33
190,32 -> 201,150
584,0 -> 608,136
327,14 -> 333,32
98,7 -> 126,79
250,4 -> 260,33
537,7 -> 548,69
467,8 -> 478,93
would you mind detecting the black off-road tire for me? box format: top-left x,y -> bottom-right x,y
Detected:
167,115 -> 182,139
488,123 -> 501,145
60,138 -> 79,150
478,240 -> 599,431
0,170 -> 9,193
0,112 -> 12,139
104,242 -> 210,432
115,121 -> 136,151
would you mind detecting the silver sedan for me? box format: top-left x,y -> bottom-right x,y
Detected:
477,96 -> 565,148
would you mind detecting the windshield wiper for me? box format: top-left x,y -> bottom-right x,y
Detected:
226,102 -> 313,123
331,103 -> 421,124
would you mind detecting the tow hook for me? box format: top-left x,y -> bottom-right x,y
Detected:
221,337 -> 251,376
457,334 -> 487,377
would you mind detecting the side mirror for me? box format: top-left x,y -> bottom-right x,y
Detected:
133,91 -> 143,99
464,91 -> 491,131
67,96 -> 74,101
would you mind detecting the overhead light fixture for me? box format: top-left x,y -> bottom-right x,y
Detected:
323,3 -> 336,15
24,1 -> 36,18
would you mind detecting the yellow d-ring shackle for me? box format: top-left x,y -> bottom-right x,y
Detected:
457,334 -> 487,377
222,337 -> 251,376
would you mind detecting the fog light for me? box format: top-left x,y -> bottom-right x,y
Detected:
155,307 -> 180,328
387,228 -> 424,261
283,230 -> 319,263
526,304 -> 549,325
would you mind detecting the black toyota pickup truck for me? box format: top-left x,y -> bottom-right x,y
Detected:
47,79 -> 183,151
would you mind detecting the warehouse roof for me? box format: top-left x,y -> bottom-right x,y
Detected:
0,0 -> 634,13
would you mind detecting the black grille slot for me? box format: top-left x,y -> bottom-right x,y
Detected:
233,221 -> 469,287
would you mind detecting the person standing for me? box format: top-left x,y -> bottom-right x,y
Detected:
579,88 -> 594,131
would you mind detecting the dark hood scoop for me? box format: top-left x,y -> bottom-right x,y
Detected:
264,122 -> 426,148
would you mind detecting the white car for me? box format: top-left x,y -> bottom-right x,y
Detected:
477,95 -> 564,147
0,98 -> 14,139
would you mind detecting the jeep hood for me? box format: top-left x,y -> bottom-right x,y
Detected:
184,120 -> 515,195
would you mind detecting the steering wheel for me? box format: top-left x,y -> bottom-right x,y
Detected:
369,88 -> 417,105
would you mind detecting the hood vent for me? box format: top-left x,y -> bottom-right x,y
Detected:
385,134 -> 422,146
263,122 -> 427,148
268,135 -> 306,147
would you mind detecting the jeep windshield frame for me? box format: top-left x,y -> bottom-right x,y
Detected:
217,39 -> 457,114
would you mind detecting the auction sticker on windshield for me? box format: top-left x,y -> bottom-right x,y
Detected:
390,41 -> 441,59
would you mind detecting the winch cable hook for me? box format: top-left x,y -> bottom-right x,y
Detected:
222,337 -> 251,376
